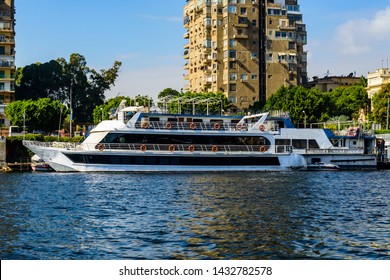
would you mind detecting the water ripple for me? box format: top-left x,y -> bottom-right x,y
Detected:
0,171 -> 389,259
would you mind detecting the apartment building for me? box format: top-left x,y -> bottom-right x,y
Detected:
183,0 -> 307,110
367,68 -> 390,99
0,0 -> 15,127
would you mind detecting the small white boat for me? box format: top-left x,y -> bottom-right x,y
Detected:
306,162 -> 340,171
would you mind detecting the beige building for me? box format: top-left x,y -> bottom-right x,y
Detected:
183,0 -> 307,110
367,68 -> 390,99
306,75 -> 362,93
0,0 -> 15,127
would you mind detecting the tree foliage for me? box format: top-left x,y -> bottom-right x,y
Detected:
5,98 -> 68,132
324,85 -> 368,119
264,85 -> 369,124
372,83 -> 390,127
265,86 -> 328,123
15,53 -> 122,123
92,96 -> 132,124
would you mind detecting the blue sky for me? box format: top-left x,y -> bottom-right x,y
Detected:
15,0 -> 390,100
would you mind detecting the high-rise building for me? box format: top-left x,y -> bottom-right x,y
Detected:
183,0 -> 307,111
0,0 -> 15,127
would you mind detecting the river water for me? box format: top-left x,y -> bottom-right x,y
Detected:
0,171 -> 389,260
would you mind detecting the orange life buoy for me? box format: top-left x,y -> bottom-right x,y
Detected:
190,123 -> 197,130
140,144 -> 147,152
259,146 -> 266,153
212,145 -> 218,152
214,123 -> 221,130
236,124 -> 242,131
168,145 -> 175,152
188,145 -> 195,152
98,144 -> 104,151
141,123 -> 148,129
165,122 -> 172,130
259,124 -> 266,131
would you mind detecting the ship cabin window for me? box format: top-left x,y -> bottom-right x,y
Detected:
275,139 -> 291,146
100,133 -> 271,147
277,121 -> 285,128
167,118 -> 177,122
193,118 -> 203,123
292,139 -> 307,149
149,117 -> 160,122
210,119 -> 223,124
309,140 -> 320,149
186,118 -> 193,122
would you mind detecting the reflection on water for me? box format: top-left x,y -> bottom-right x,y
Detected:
0,171 -> 389,260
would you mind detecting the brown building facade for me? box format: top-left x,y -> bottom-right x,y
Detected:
183,0 -> 307,110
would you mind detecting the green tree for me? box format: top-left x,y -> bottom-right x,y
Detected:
372,84 -> 390,127
15,53 -> 122,123
5,98 -> 68,132
92,96 -> 132,124
326,85 -> 368,119
157,88 -> 180,99
58,54 -> 122,123
264,86 -> 328,124
15,60 -> 66,100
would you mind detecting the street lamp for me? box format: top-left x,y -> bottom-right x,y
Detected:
303,110 -> 307,129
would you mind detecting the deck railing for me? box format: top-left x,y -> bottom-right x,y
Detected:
130,121 -> 280,133
23,140 -> 293,155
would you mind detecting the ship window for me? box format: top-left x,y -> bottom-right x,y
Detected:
193,119 -> 203,123
309,140 -> 320,149
167,118 -> 177,122
292,139 -> 307,149
276,139 -> 291,146
149,117 -> 160,122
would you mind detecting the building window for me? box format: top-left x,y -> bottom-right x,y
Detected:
240,7 -> 247,15
229,6 -> 236,13
229,50 -> 237,59
230,96 -> 237,103
240,74 -> 248,81
229,39 -> 236,47
229,73 -> 237,81
229,84 -> 237,92
252,20 -> 257,26
251,74 -> 258,80
229,61 -> 237,69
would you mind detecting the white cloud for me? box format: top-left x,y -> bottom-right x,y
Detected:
335,7 -> 390,54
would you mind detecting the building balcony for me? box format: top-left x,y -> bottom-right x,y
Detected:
0,61 -> 15,68
233,34 -> 248,39
184,42 -> 190,49
279,25 -> 296,31
0,38 -> 15,45
183,32 -> 189,39
183,74 -> 190,80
